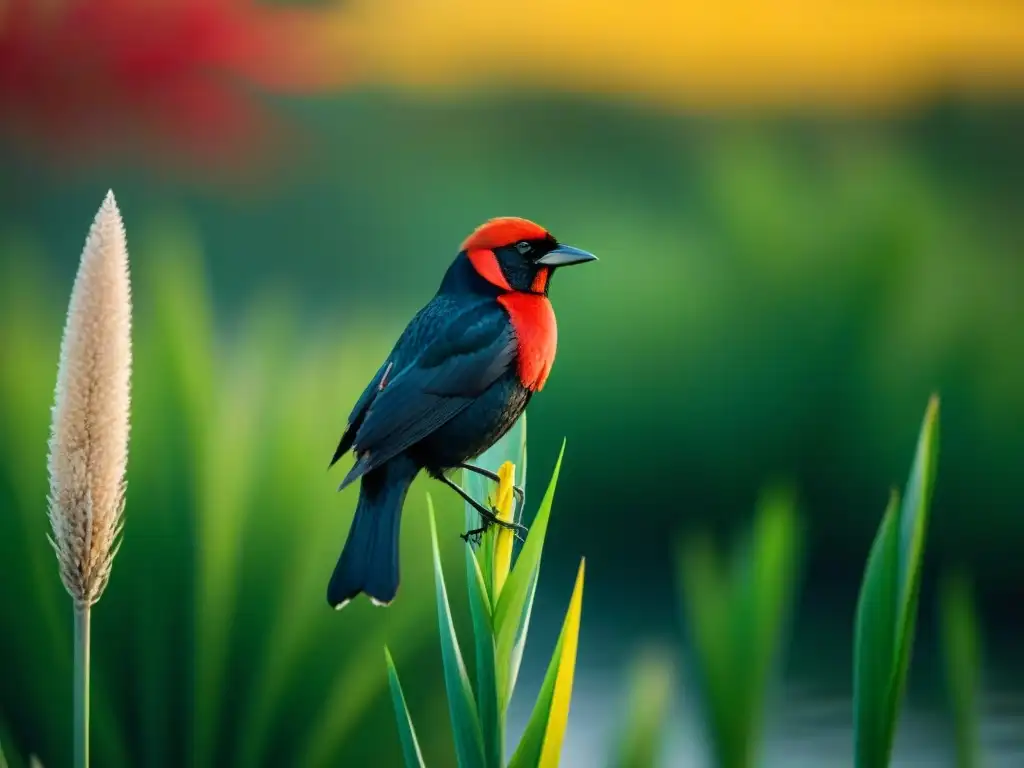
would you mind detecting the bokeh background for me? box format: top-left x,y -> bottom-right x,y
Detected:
2,0 -> 1024,765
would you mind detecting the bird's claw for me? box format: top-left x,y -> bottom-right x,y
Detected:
488,506 -> 528,539
460,526 -> 487,545
459,514 -> 528,545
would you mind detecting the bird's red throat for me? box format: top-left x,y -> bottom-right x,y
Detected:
498,292 -> 557,391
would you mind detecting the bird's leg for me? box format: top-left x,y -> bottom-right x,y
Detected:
458,462 -> 526,522
438,475 -> 528,542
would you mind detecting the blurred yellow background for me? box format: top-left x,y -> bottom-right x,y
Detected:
336,0 -> 1024,108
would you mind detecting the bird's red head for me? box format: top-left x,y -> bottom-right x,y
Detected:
461,216 -> 597,295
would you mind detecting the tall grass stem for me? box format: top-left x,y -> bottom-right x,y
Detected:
73,605 -> 91,768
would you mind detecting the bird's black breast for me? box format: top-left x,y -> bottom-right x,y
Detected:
411,369 -> 531,474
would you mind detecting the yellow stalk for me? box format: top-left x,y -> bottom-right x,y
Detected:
490,461 -> 516,599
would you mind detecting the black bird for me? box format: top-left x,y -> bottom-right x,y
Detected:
327,217 -> 596,609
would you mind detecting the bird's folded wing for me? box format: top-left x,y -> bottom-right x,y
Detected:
338,302 -> 517,488
330,358 -> 391,467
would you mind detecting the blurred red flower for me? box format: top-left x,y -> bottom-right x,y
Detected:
0,0 -> 349,174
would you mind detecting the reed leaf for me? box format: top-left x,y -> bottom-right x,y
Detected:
429,498 -> 486,768
465,546 -> 502,767
385,647 -> 428,768
508,558 -> 586,768
677,487 -> 801,768
853,395 -> 940,768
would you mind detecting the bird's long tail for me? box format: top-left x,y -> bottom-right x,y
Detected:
328,456 -> 418,609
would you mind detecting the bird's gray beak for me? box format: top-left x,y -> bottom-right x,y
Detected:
537,244 -> 598,267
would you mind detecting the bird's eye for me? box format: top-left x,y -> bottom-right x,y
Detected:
515,240 -> 533,255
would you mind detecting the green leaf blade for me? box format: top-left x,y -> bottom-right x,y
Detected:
733,487 -> 802,765
853,396 -> 941,768
890,396 -> 940,720
896,396 -> 940,616
508,558 -> 586,768
465,547 -> 503,768
428,498 -> 487,768
494,441 -> 565,709
384,647 -> 428,768
678,486 -> 801,768
506,564 -> 540,706
853,491 -> 902,768
677,537 -> 737,768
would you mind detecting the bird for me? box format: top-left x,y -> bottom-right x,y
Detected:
326,216 -> 597,609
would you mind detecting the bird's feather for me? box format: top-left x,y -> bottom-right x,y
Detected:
338,301 -> 517,488
330,358 -> 390,467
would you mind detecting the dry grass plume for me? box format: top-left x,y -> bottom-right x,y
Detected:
47,190 -> 132,608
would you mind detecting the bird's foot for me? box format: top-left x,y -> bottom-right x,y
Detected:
486,507 -> 528,543
458,512 -> 527,545
460,525 -> 489,545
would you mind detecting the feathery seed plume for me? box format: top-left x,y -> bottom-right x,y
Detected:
47,190 -> 132,608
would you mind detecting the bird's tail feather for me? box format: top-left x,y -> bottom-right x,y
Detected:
328,457 -> 417,609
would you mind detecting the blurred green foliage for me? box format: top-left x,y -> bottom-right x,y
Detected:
677,488 -> 802,768
2,93 -> 1023,766
4,100 -> 1024,601
606,649 -> 674,768
0,235 -> 480,767
940,574 -> 983,768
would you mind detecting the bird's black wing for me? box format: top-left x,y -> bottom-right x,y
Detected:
329,358 -> 391,467
338,301 -> 516,489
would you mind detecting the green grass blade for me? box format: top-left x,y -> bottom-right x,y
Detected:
494,441 -> 565,709
733,488 -> 801,764
853,491 -> 901,768
465,546 -> 503,768
939,574 -> 982,768
677,536 -> 735,767
607,649 -> 675,768
890,396 -> 940,719
428,498 -> 486,768
897,396 -> 941,617
853,396 -> 940,768
0,738 -> 8,768
385,647 -> 428,768
508,558 -> 585,768
506,563 -> 540,706
678,488 -> 800,768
